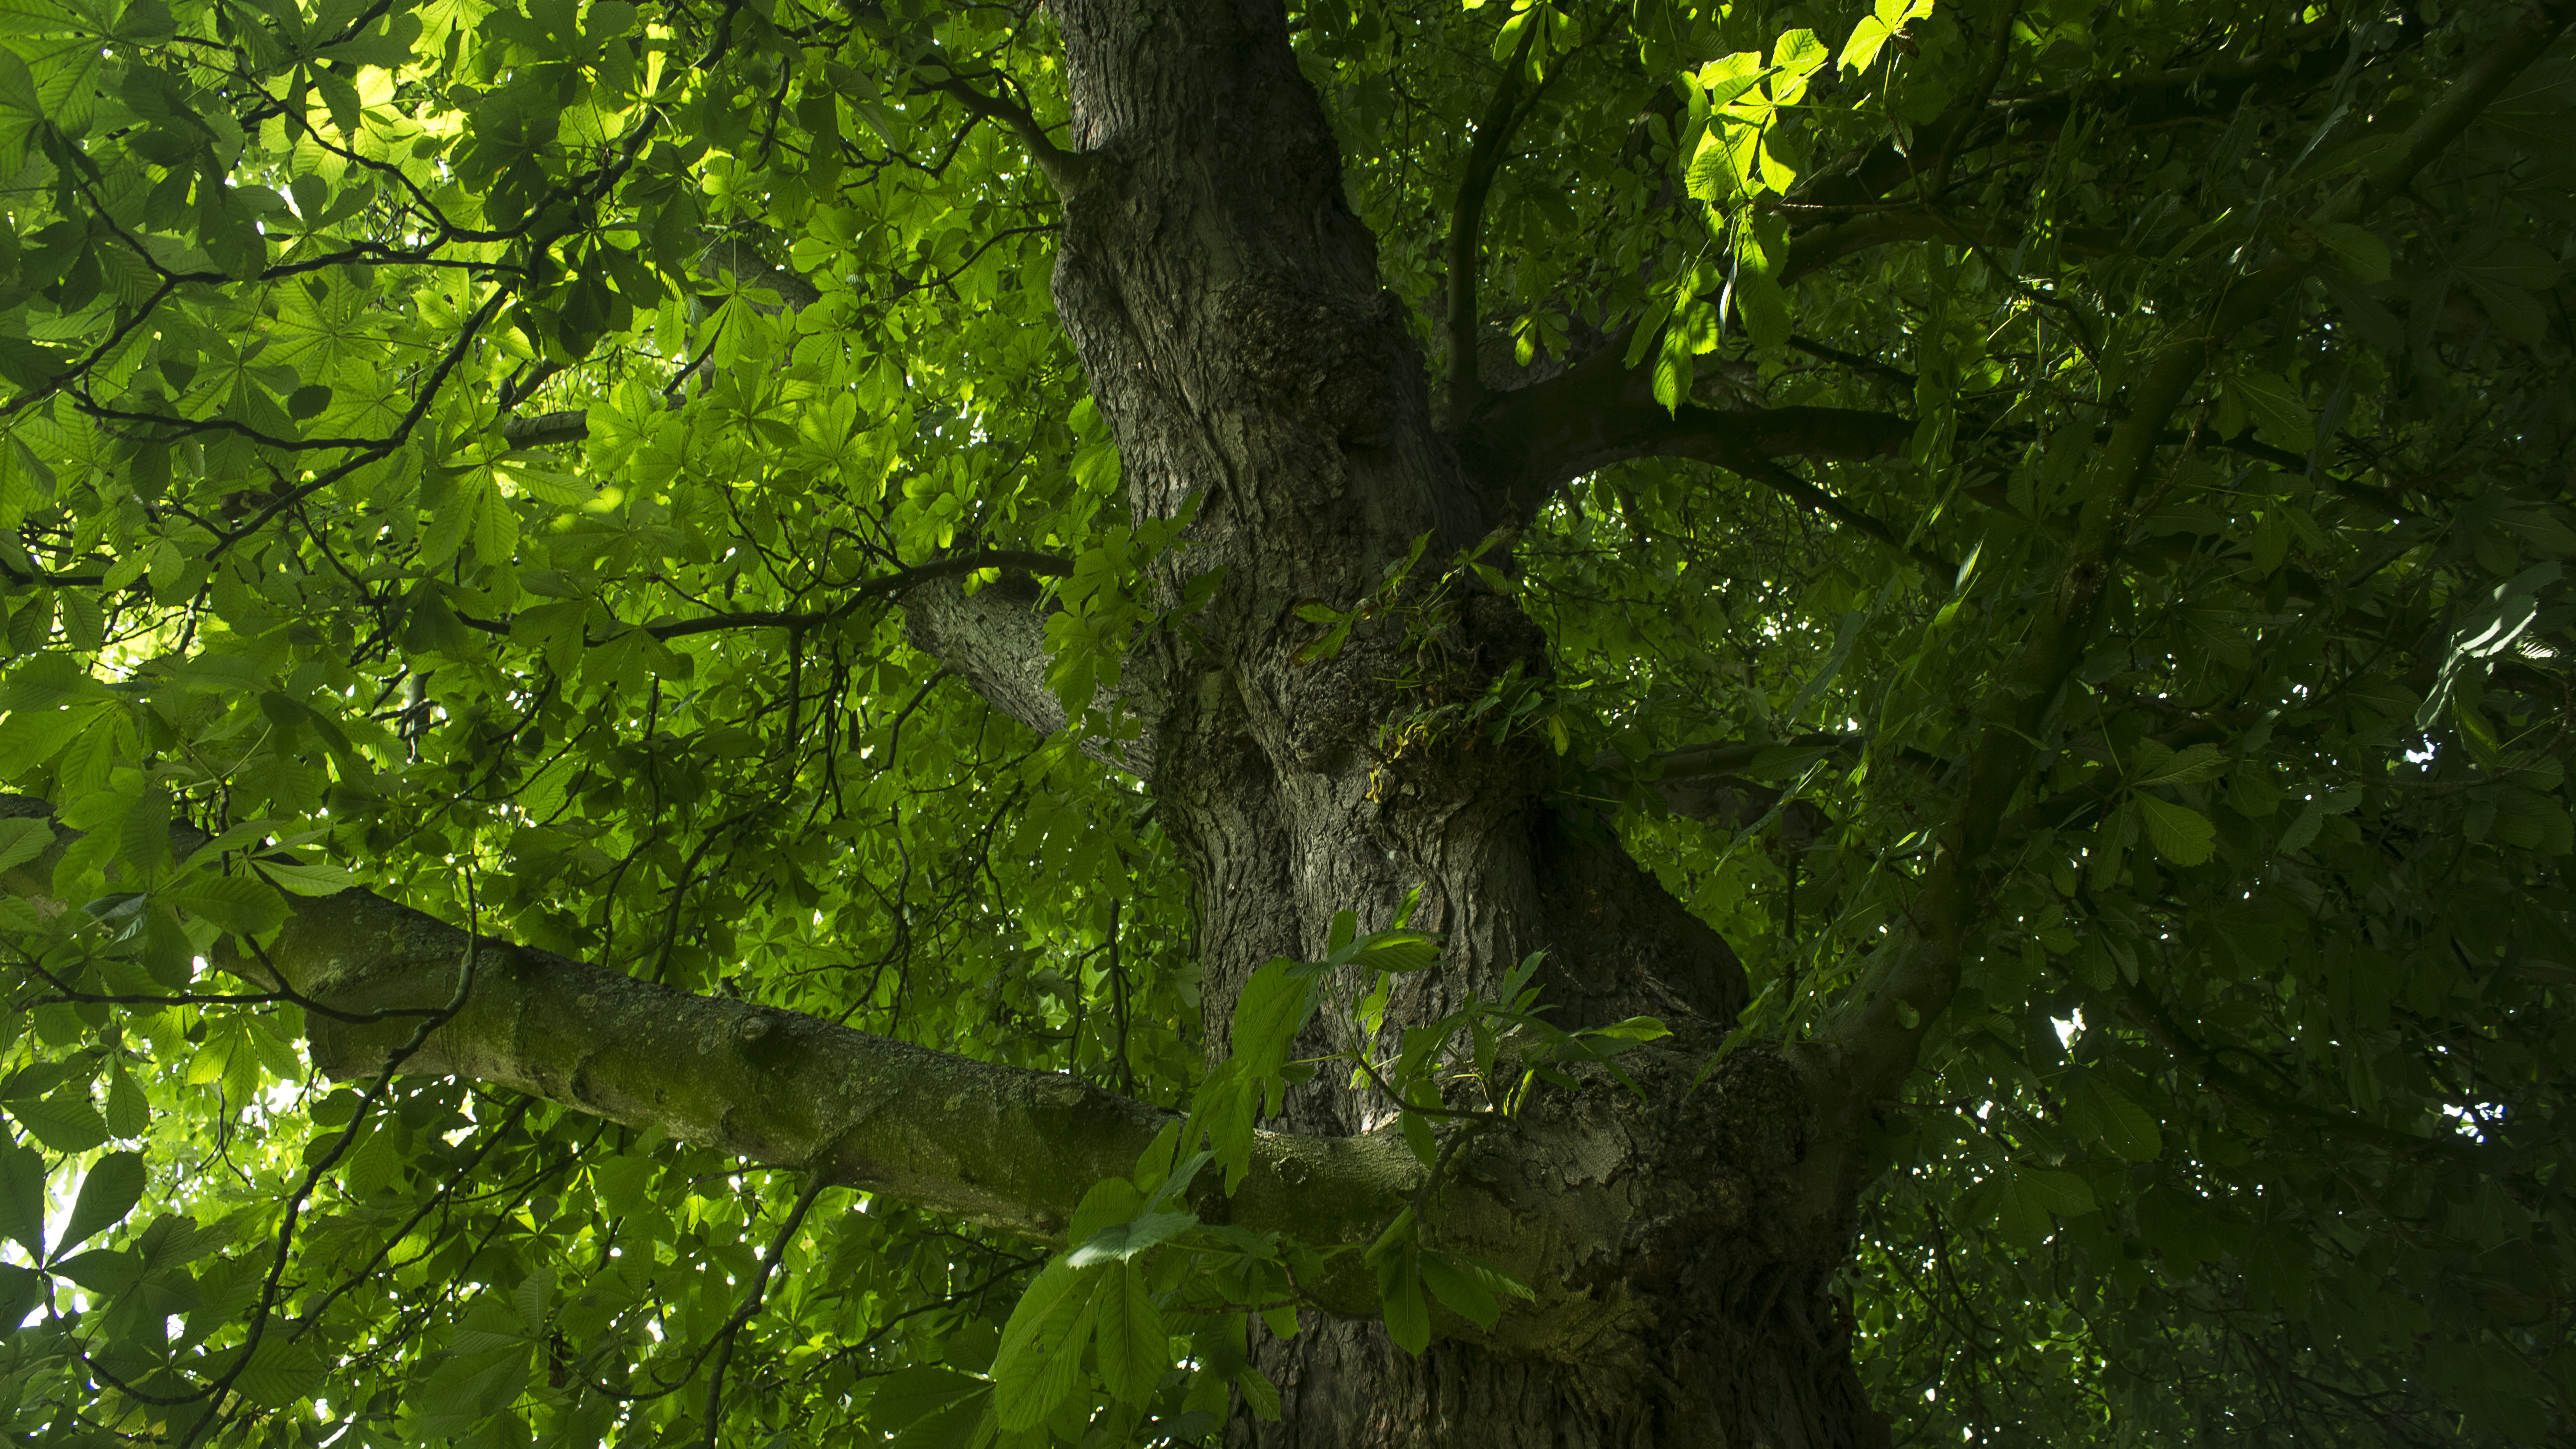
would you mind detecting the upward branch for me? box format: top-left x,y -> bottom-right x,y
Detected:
1810,0 -> 2576,1122
1441,16 -> 1546,427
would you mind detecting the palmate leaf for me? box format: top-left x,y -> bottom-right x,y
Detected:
1981,1166 -> 2097,1251
1067,1209 -> 1196,1268
9,1084 -> 108,1153
0,0 -> 2566,1443
2134,794 -> 2215,867
57,1150 -> 145,1255
2066,1077 -> 2161,1163
991,1258 -> 1100,1432
0,1143 -> 43,1259
1090,1261 -> 1168,1402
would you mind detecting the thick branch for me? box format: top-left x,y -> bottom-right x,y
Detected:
899,570 -> 1161,780
230,885 -> 1417,1264
1460,338 -> 1912,518
0,815 -> 1705,1345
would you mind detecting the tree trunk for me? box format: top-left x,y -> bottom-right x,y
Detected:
1036,0 -> 1887,1442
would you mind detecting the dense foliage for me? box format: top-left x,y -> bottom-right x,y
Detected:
0,0 -> 2570,1443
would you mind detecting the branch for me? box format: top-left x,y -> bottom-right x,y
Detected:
501,410 -> 591,449
2110,974 -> 2484,1167
1808,0 -> 2576,1118
228,885 -> 1415,1273
3,793 -> 1743,1349
1441,16 -> 1545,427
645,549 -> 1075,640
1779,18 -> 2346,282
1717,444 -> 1953,575
898,569 -> 1162,781
1461,338 -> 1913,517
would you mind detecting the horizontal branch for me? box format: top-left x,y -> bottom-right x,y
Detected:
2111,972 -> 2482,1167
501,410 -> 591,449
1461,340 -> 1913,518
1715,443 -> 1953,575
234,885 -> 1418,1261
0,803 -> 1757,1352
647,550 -> 1075,640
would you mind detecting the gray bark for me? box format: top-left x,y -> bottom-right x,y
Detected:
900,570 -> 1159,781
1022,0 -> 1887,1441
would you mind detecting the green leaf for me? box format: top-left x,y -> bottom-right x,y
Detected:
2135,794 -> 2215,866
1376,1243 -> 1431,1354
1984,1166 -> 2096,1250
2276,791 -> 2358,855
1090,1261 -> 1167,1402
1349,932 -> 1440,973
2132,741 -> 2226,787
1067,1209 -> 1196,1268
163,871 -> 290,933
865,1365 -> 983,1433
1193,1059 -> 1257,1191
50,1247 -> 138,1293
251,857 -> 357,895
231,1341 -> 328,1409
57,1151 -> 145,1255
2231,372 -> 2314,453
0,47 -> 39,173
1768,27 -> 1830,103
105,1067 -> 148,1138
1067,1176 -> 1145,1246
1583,1016 -> 1672,1045
0,1264 -> 41,1328
2067,1078 -> 2162,1162
420,473 -> 477,566
1233,1366 -> 1282,1421
1066,1201 -> 1195,1258
1652,329 -> 1692,414
1229,957 -> 1321,1111
116,788 -> 173,881
2313,223 -> 2389,282
0,1142 -> 43,1258
1419,1251 -> 1500,1329
474,476 -> 519,566
11,1085 -> 109,1153
0,817 -> 53,874
990,1259 -> 1099,1432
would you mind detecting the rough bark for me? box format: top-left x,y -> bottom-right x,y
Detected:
901,569 -> 1160,780
1025,0 -> 1884,1442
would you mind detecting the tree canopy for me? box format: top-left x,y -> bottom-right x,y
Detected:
0,0 -> 2573,1443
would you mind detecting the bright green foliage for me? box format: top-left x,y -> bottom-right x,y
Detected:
0,0 -> 2572,1444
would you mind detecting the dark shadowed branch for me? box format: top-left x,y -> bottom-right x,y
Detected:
1461,339 -> 1913,517
1441,15 -> 1546,427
